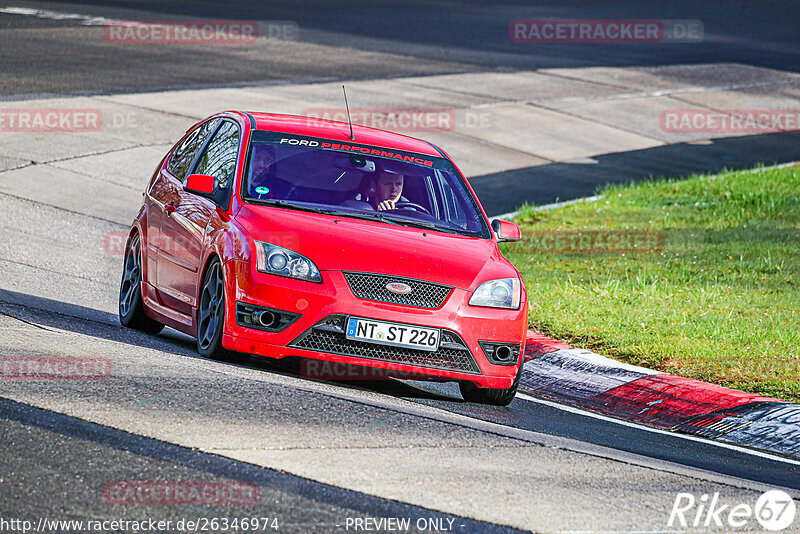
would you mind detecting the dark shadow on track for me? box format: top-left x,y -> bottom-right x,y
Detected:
0,397 -> 524,534
48,0 -> 800,72
472,131 -> 800,216
4,1 -> 800,96
0,289 -> 199,358
0,289 -> 458,404
4,288 -> 800,491
400,381 -> 800,491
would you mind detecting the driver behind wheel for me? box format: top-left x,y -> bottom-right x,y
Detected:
373,170 -> 405,211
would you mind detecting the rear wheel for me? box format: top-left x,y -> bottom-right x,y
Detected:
460,360 -> 522,406
119,233 -> 164,334
197,258 -> 249,364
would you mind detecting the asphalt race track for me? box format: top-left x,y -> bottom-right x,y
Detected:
2,2 -> 800,533
2,0 -> 800,96
1,298 -> 797,532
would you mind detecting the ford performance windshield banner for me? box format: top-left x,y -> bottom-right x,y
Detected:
250,131 -> 446,169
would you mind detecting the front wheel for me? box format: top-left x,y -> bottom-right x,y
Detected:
460,361 -> 522,406
119,233 -> 164,334
196,258 -> 249,365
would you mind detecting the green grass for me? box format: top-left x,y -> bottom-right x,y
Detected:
504,164 -> 800,402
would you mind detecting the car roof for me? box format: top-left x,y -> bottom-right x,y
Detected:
241,111 -> 443,158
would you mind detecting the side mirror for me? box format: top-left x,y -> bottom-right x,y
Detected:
491,219 -> 522,243
184,173 -> 215,196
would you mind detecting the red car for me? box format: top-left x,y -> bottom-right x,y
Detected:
119,111 -> 527,405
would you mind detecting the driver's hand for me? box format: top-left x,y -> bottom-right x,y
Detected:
377,199 -> 396,211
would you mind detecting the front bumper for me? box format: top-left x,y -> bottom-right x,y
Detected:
221,260 -> 527,389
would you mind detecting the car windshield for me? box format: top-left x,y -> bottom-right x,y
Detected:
242,131 -> 490,238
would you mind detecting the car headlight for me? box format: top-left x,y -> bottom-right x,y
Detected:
469,278 -> 521,309
254,241 -> 322,283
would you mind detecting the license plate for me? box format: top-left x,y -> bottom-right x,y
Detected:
345,317 -> 440,352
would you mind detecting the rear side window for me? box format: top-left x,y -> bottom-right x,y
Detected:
166,119 -> 220,181
192,120 -> 240,189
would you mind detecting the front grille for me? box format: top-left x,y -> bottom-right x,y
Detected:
343,272 -> 453,309
289,315 -> 481,374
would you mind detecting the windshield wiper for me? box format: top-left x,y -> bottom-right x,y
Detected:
380,215 -> 436,229
380,215 -> 461,234
251,198 -> 340,216
335,211 -> 403,226
356,212 -> 461,234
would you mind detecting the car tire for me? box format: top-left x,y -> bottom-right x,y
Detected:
119,233 -> 164,334
459,359 -> 522,406
196,257 -> 249,365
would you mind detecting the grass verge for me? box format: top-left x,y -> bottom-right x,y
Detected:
504,164 -> 800,402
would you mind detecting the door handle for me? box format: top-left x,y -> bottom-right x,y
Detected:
165,203 -> 176,215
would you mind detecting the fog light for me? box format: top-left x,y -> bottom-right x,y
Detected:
235,302 -> 301,333
253,310 -> 277,328
479,341 -> 521,366
495,345 -> 513,362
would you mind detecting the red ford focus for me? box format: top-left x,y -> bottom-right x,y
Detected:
119,111 -> 527,405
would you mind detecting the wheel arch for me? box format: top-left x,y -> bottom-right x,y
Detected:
194,216 -> 249,338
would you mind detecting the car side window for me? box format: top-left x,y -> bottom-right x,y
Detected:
191,120 -> 240,189
166,119 -> 220,181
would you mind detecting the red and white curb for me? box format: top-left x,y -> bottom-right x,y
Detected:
522,331 -> 800,460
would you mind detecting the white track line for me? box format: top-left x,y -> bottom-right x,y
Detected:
0,6 -> 111,25
517,392 -> 800,467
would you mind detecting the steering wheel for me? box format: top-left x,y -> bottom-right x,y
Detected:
393,201 -> 431,215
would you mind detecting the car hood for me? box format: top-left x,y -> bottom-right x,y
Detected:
235,205 -> 516,291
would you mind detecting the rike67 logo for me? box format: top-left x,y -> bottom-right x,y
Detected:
669,490 -> 796,531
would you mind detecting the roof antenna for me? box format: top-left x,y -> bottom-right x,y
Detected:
342,85 -> 355,140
